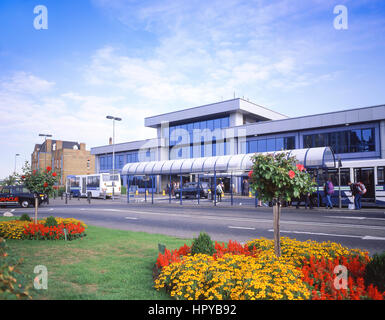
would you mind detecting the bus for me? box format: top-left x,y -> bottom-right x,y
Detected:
66,173 -> 121,198
308,158 -> 385,207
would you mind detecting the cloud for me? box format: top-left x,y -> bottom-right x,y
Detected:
0,71 -> 55,95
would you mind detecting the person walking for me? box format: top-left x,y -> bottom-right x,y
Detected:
216,182 -> 223,203
323,178 -> 334,209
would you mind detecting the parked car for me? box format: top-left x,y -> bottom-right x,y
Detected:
175,182 -> 210,199
0,185 -> 47,208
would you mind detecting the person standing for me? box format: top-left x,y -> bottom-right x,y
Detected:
323,178 -> 334,209
348,181 -> 357,209
216,182 -> 223,203
355,181 -> 366,210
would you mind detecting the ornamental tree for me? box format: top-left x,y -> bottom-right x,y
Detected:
18,161 -> 60,196
248,152 -> 315,257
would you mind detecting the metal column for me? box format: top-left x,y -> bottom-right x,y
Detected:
230,173 -> 233,206
180,175 -> 183,205
169,174 -> 172,204
214,170 -> 217,206
197,174 -> 200,205
127,175 -> 130,203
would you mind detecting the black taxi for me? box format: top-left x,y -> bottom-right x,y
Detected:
0,185 -> 47,208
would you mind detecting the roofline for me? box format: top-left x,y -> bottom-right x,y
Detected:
144,98 -> 288,126
234,103 -> 385,130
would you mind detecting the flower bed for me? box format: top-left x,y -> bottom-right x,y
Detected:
0,218 -> 86,240
154,237 -> 384,300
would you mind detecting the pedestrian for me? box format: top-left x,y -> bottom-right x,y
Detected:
354,181 -> 366,210
348,181 -> 357,209
216,182 -> 223,203
324,178 -> 334,209
305,185 -> 316,210
296,194 -> 306,209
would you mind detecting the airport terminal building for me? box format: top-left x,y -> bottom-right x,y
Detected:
90,98 -> 385,205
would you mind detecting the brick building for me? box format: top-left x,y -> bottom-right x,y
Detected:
31,139 -> 95,186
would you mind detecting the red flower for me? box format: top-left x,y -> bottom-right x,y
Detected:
288,170 -> 295,179
32,170 -> 36,175
46,166 -> 52,172
52,172 -> 57,177
43,182 -> 48,188
296,164 -> 305,171
248,170 -> 253,178
21,175 -> 26,179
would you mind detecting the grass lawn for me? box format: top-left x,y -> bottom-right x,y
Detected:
1,217 -> 191,300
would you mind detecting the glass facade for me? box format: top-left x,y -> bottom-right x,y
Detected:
169,116 -> 230,159
246,136 -> 295,153
99,151 -> 139,171
303,128 -> 375,153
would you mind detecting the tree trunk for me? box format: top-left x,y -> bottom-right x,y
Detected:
273,200 -> 281,257
34,197 -> 38,224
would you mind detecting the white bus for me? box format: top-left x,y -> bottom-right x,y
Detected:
308,158 -> 385,207
66,173 -> 121,198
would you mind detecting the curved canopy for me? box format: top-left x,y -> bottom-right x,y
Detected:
122,147 -> 335,176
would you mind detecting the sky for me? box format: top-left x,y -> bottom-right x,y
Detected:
0,0 -> 384,179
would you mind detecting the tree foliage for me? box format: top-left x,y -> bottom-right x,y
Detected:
18,161 -> 60,195
248,152 -> 315,203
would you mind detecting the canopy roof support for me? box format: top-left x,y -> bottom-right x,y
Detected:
122,147 -> 335,176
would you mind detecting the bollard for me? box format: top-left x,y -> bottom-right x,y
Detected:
65,193 -> 68,204
87,192 -> 91,204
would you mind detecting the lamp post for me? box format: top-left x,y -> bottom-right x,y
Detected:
14,153 -> 20,174
39,133 -> 52,170
106,116 -> 122,200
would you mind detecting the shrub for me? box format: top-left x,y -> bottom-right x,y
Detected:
191,232 -> 215,256
19,214 -> 31,222
364,251 -> 385,292
44,216 -> 58,228
0,238 -> 31,299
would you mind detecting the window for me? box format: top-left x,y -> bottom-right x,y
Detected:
266,139 -> 275,152
255,140 -> 265,152
87,160 -> 90,170
87,176 -> 100,188
275,138 -> 284,151
378,167 -> 385,185
284,137 -> 295,150
221,117 -> 229,128
303,128 -> 375,154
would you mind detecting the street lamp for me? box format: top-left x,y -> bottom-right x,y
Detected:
14,153 -> 20,174
39,133 -> 52,170
106,116 -> 122,200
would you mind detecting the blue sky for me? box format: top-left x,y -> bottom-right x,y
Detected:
0,0 -> 385,178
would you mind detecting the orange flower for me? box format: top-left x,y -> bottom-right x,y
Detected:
288,170 -> 295,179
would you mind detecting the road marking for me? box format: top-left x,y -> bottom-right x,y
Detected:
125,217 -> 138,220
228,226 -> 255,230
362,236 -> 385,241
326,216 -> 385,221
268,229 -> 385,241
325,216 -> 365,220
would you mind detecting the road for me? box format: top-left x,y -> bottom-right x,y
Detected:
2,197 -> 385,255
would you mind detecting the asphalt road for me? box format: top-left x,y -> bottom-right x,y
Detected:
2,197 -> 385,255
